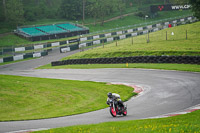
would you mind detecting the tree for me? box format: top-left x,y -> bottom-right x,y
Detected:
169,0 -> 189,4
22,0 -> 62,20
0,0 -> 5,21
87,0 -> 99,25
135,0 -> 142,8
97,0 -> 116,26
5,0 -> 24,26
87,0 -> 125,26
60,0 -> 82,20
82,0 -> 86,24
2,0 -> 6,20
116,0 -> 126,19
189,0 -> 200,19
87,0 -> 115,26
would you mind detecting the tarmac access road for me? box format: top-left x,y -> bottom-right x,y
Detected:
0,49 -> 200,133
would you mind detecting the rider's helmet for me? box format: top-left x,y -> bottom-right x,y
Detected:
107,92 -> 112,98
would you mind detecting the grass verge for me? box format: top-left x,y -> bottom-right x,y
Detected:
87,10 -> 191,33
0,75 -> 136,121
38,63 -> 200,73
35,110 -> 200,133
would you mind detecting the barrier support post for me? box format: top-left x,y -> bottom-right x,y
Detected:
2,47 -> 3,58
186,30 -> 187,40
132,37 -> 133,45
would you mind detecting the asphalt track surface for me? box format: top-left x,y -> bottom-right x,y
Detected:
0,49 -> 200,133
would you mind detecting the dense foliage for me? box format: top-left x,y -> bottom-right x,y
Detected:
0,0 -> 175,27
189,0 -> 200,19
1,0 -> 198,31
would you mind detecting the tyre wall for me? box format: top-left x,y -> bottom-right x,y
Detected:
51,56 -> 200,66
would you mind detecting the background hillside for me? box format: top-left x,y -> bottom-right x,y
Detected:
0,0 -> 189,33
0,0 -> 195,48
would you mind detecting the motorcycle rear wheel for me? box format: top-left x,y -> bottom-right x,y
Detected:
122,107 -> 127,116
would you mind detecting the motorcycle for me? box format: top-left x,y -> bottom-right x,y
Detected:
108,99 -> 127,117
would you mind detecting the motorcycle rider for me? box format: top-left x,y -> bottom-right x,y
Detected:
106,92 -> 125,110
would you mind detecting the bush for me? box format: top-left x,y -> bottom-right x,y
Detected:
135,12 -> 145,18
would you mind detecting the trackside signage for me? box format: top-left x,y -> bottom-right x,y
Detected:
68,39 -> 79,43
151,4 -> 191,12
171,5 -> 191,10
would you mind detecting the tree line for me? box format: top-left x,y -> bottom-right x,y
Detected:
0,0 -> 199,27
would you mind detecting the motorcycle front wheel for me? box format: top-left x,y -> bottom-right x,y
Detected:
110,107 -> 117,117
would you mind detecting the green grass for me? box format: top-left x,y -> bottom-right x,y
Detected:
0,34 -> 31,48
35,110 -> 200,133
87,10 -> 191,32
62,21 -> 200,60
25,19 -> 70,26
0,23 -> 16,34
38,63 -> 200,72
0,75 -> 136,121
82,2 -> 154,25
0,28 -> 12,34
0,34 -> 76,48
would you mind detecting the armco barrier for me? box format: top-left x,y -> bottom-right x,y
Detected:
1,39 -> 68,55
51,56 -> 200,66
1,51 -> 48,63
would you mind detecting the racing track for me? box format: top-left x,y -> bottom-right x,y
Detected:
0,49 -> 200,133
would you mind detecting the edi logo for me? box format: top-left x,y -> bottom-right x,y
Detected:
158,5 -> 164,11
